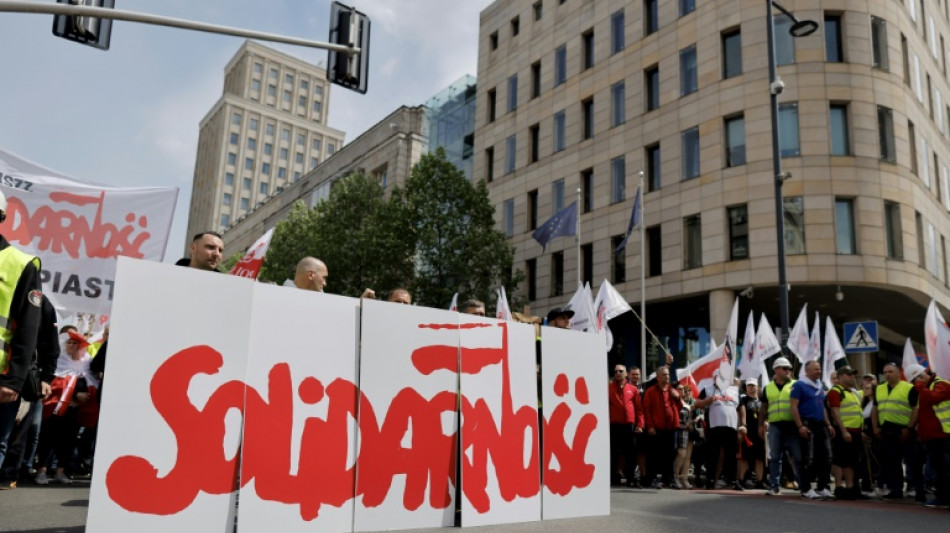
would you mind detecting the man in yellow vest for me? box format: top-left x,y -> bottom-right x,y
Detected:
828,366 -> 864,500
907,363 -> 950,508
871,362 -> 918,499
758,356 -> 802,496
0,189 -> 44,487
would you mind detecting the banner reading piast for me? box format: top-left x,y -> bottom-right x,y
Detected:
0,148 -> 178,315
88,259 -> 609,533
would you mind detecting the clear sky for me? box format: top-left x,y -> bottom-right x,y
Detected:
0,0 -> 493,260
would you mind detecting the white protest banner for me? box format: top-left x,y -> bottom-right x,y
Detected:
87,259 -> 252,533
539,326 -> 610,520
238,286 -> 360,533
459,315 -> 540,527
353,299 -> 459,531
0,148 -> 178,316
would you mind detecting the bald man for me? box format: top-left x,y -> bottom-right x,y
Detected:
292,257 -> 328,291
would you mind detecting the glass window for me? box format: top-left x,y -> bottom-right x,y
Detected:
511,16 -> 520,36
249,119 -> 258,131
722,29 -> 742,79
534,1 -> 543,21
251,79 -> 261,92
243,177 -> 252,190
315,85 -> 324,96
297,133 -> 305,146
269,68 -> 278,79
285,73 -> 294,85
835,198 -> 856,254
830,104 -> 850,155
683,215 -> 702,269
884,201 -> 903,259
300,79 -> 309,91
582,243 -> 593,286
552,179 -> 565,212
583,30 -> 595,70
611,9 -> 625,53
611,235 -> 626,283
728,205 -> 749,260
916,212 -> 926,267
611,156 -> 626,203
283,90 -> 292,103
878,106 -> 896,162
929,223 -> 940,277
313,101 -> 323,114
245,157 -> 254,170
871,16 -> 889,70
528,189 -> 538,230
268,85 -> 276,96
551,251 -> 564,297
784,196 -> 805,255
779,103 -> 800,157
529,123 -> 540,163
261,162 -> 270,175
682,126 -> 700,179
229,133 -> 238,145
260,182 -> 268,195
644,0 -> 658,36
680,0 -> 695,17
645,65 -> 660,111
775,15 -> 795,65
611,81 -> 625,126
311,157 -> 318,169
490,31 -> 498,51
506,135 -> 517,173
296,152 -> 304,164
581,168 -> 594,213
225,172 -> 234,186
313,138 -> 322,151
825,14 -> 843,62
725,115 -> 746,167
554,111 -> 566,152
228,153 -> 236,166
232,113 -> 241,125
247,138 -> 256,151
508,74 -> 518,112
531,61 -> 541,98
280,148 -> 288,160
555,45 -> 567,86
914,54 -> 924,102
281,129 -> 290,141
278,167 -> 286,179
266,123 -> 275,136
526,258 -> 537,301
328,143 -> 335,155
222,192 -> 232,206
264,143 -> 272,156
487,89 -> 497,122
220,214 -> 230,228
504,198 -> 515,237
647,225 -> 662,276
241,197 -> 250,211
486,147 -> 494,182
582,97 -> 594,140
253,63 -> 262,74
680,45 -> 697,95
909,121 -> 918,175
646,143 -> 661,191
299,95 -> 307,107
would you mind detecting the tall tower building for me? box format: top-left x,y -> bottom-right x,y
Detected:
185,40 -> 345,248
475,0 -> 950,372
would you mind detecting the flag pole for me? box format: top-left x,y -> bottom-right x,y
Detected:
576,186 -> 582,290
639,171 -> 647,374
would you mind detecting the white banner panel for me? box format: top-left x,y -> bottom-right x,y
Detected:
459,317 -> 540,527
87,258 -> 252,533
539,327 -> 610,520
353,299 -> 459,532
238,286 -> 360,533
0,148 -> 178,316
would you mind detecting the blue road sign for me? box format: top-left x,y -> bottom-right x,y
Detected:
843,321 -> 878,353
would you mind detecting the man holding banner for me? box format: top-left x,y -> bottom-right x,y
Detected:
0,189 -> 43,473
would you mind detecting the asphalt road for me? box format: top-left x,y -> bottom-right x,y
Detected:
1,482 -> 947,533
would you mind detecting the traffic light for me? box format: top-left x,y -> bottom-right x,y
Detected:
328,2 -> 370,94
52,0 -> 115,51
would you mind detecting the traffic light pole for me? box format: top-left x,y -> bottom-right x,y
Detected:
0,0 -> 360,55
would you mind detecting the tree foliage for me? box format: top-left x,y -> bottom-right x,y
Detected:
260,149 -> 521,307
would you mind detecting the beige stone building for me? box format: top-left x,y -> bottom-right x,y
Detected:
185,40 -> 345,249
475,0 -> 950,372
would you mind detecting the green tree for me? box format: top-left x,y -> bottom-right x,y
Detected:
393,147 -> 523,308
259,200 -> 319,283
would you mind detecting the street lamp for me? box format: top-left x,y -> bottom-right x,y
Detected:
766,0 -> 817,351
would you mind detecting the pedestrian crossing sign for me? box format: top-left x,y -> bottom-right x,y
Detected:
843,321 -> 878,353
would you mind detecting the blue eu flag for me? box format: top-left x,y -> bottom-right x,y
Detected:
532,201 -> 578,251
615,186 -> 642,253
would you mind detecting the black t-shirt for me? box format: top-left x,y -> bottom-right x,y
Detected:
740,394 -> 762,434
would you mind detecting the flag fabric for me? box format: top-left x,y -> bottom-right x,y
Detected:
716,298 -> 739,391
800,313 -> 822,380
924,300 -> 950,378
229,228 -> 275,279
787,303 -> 810,362
755,314 -> 782,361
566,283 -> 595,332
678,346 -> 724,399
448,292 -> 459,312
710,335 -> 718,352
822,316 -> 846,389
532,201 -> 578,251
615,186 -> 642,253
495,287 -> 512,321
901,338 -> 922,378
592,279 -> 632,330
738,311 -> 757,379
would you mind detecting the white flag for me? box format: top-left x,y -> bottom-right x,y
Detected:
822,316 -> 846,389
800,312 -> 821,380
902,337 -> 917,375
716,298 -> 739,390
738,311 -> 758,379
924,299 -> 950,378
592,279 -> 632,328
567,284 -> 595,332
755,314 -> 782,361
228,228 -> 274,279
787,303 -> 810,362
448,292 -> 458,312
495,287 -> 512,321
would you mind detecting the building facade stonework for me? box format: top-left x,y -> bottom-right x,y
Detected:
475,0 -> 950,371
